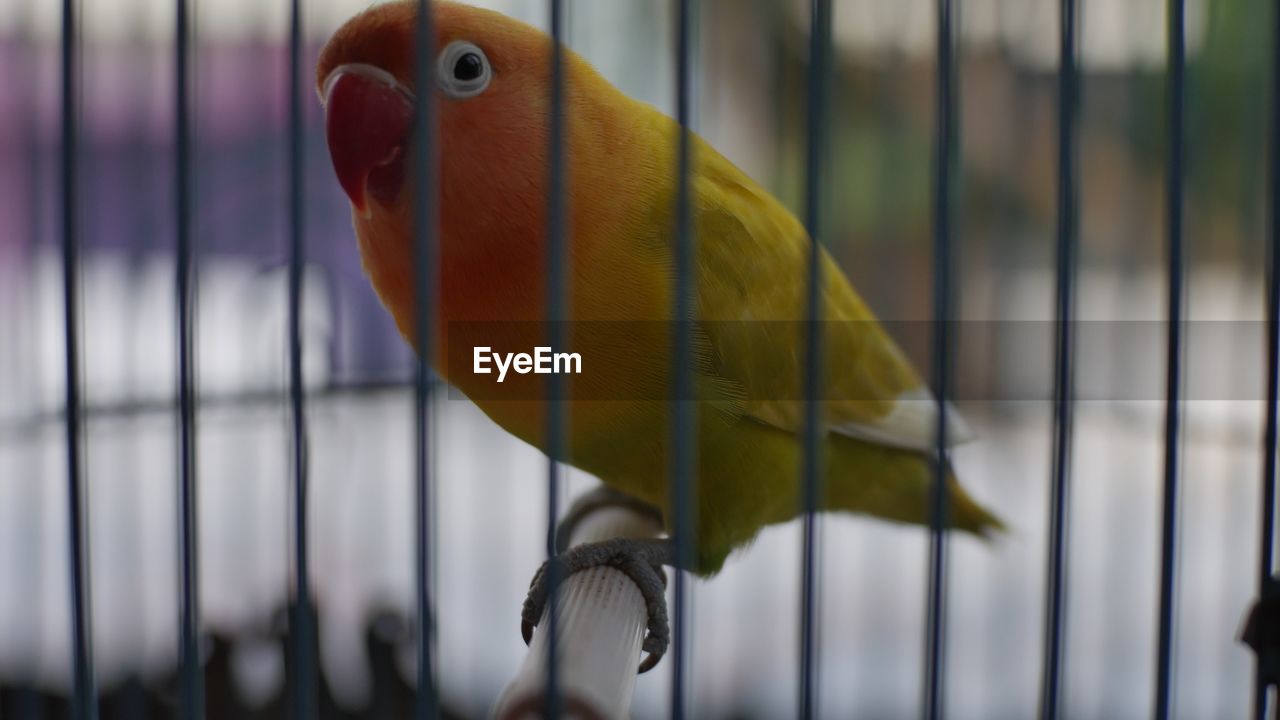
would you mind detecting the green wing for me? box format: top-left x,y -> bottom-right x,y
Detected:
690,143 -> 970,451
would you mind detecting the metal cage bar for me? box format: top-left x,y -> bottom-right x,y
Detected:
60,0 -> 97,715
1154,0 -> 1187,717
1039,0 -> 1079,717
798,1 -> 833,718
1257,0 -> 1280,716
925,0 -> 957,716
543,0 -> 569,715
174,0 -> 202,715
411,0 -> 441,717
286,0 -> 316,707
286,0 -> 315,714
670,0 -> 697,717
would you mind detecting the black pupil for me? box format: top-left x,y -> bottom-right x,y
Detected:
454,53 -> 484,82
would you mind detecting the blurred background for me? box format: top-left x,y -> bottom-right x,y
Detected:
0,0 -> 1272,717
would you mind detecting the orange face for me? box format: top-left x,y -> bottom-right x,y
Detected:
317,1 -> 562,324
317,0 -> 673,345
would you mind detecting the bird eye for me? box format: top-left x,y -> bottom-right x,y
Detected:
436,41 -> 492,99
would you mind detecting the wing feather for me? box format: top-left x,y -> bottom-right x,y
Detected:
690,141 -> 971,451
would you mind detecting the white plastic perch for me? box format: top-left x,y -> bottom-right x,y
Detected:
492,499 -> 665,720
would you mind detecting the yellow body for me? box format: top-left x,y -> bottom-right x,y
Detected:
318,1 -> 1001,574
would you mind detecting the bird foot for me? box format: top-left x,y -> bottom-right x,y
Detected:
521,538 -> 671,673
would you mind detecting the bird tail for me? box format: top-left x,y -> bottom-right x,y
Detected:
822,435 -> 1004,537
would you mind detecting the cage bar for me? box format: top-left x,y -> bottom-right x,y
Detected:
925,0 -> 957,716
286,0 -> 315,714
1257,0 -> 1280,716
1154,0 -> 1186,717
798,2 -> 832,718
543,0 -> 569,716
411,0 -> 441,717
60,0 -> 97,715
669,0 -> 696,717
1039,0 -> 1079,717
174,0 -> 202,715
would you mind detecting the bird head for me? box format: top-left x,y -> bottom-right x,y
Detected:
317,0 -> 668,350
317,1 -> 556,221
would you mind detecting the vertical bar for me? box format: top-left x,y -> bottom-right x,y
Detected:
924,0 -> 956,716
1154,0 -> 1186,717
1039,0 -> 1078,717
286,0 -> 314,714
61,0 -> 97,715
1258,0 -> 1280,715
799,1 -> 832,718
544,0 -> 568,716
411,0 -> 440,716
670,0 -> 696,717
175,0 -> 202,715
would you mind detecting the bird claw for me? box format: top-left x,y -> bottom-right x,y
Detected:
520,538 -> 671,673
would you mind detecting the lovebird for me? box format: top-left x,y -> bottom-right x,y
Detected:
318,0 -> 1001,667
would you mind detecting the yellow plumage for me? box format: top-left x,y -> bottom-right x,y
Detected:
559,120 -> 1003,573
317,0 -> 1002,575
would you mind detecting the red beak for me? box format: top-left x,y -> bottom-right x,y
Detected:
322,64 -> 414,213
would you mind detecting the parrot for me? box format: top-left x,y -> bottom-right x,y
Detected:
317,0 -> 1002,668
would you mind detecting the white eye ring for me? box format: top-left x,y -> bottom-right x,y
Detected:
436,40 -> 492,99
